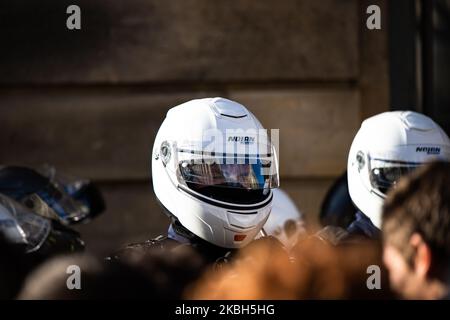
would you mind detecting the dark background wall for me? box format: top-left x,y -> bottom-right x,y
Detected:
0,0 -> 389,257
389,0 -> 450,134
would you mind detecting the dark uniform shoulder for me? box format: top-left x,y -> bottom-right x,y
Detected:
108,235 -> 182,261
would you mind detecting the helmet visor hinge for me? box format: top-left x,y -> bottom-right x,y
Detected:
356,151 -> 365,171
160,141 -> 172,166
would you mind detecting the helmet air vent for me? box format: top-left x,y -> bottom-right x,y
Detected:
210,97 -> 248,119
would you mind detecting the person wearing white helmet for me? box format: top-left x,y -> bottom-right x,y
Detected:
113,97 -> 279,263
257,188 -> 305,251
345,111 -> 450,239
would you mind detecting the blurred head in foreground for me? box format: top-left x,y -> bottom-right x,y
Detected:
382,161 -> 450,300
19,245 -> 205,299
189,234 -> 390,299
0,234 -> 30,299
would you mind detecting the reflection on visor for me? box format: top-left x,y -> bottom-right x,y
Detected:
178,157 -> 278,205
0,194 -> 51,253
369,161 -> 421,196
178,158 -> 277,190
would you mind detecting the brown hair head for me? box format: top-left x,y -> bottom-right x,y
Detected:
382,161 -> 450,268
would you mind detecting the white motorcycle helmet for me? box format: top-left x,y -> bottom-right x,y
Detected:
348,111 -> 450,228
152,97 -> 279,249
259,188 -> 305,250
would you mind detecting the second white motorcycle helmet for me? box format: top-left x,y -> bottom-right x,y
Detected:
348,111 -> 450,228
152,97 -> 279,249
260,188 -> 305,250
